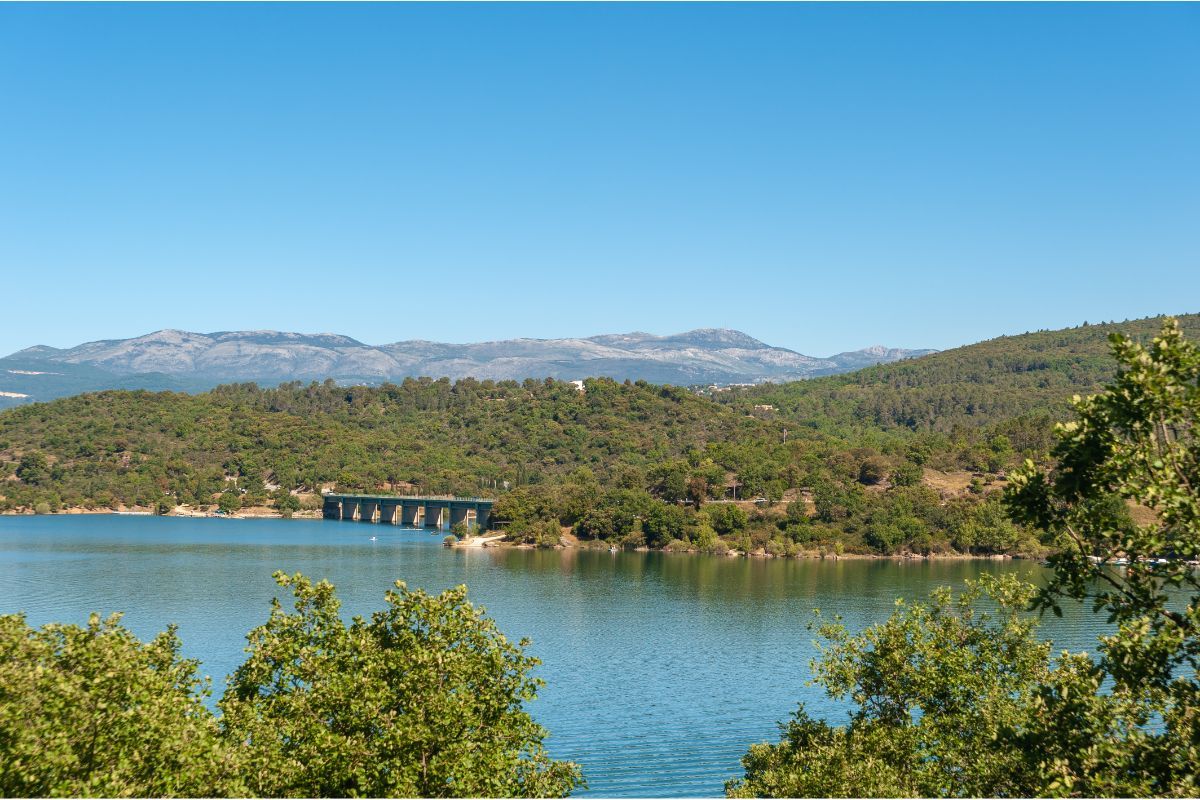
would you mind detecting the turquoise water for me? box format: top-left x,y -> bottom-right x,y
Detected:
0,516 -> 1106,797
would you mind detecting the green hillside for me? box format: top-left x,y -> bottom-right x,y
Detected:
717,313 -> 1200,433
0,377 -> 786,507
0,315 -> 1192,558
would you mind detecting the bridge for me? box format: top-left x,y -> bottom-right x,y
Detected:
322,493 -> 494,530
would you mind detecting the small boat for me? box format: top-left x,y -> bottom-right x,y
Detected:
369,536 -> 377,542
609,546 -> 619,553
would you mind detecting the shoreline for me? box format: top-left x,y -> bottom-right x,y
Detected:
0,507 -> 324,520
0,507 -> 1029,562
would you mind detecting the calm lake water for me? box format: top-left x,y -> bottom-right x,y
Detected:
0,515 -> 1108,797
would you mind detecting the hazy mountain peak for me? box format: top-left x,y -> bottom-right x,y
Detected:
0,327 -> 936,407
665,328 -> 769,349
208,330 -> 367,348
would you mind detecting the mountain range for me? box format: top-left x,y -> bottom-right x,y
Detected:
0,328 -> 934,408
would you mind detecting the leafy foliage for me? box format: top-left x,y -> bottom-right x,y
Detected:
221,572 -> 582,798
727,577 -> 1052,798
8,317 -> 1193,556
733,318 -> 1200,798
717,314 -> 1200,435
1006,317 -> 1200,796
0,613 -> 241,797
0,575 -> 582,798
0,376 -> 1033,556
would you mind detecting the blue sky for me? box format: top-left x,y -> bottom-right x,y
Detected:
0,3 -> 1196,357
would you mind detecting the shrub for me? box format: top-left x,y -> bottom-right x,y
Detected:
0,613 -> 242,796
891,462 -> 923,487
221,573 -> 583,797
704,503 -> 748,535
858,456 -> 890,485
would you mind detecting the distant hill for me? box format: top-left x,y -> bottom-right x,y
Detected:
0,328 -> 933,407
717,314 -> 1200,433
1,312 -> 1195,558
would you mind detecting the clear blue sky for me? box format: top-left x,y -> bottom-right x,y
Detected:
1,3 -> 1196,357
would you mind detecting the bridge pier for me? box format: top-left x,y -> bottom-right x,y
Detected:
424,505 -> 444,529
322,497 -> 341,520
322,495 -> 494,531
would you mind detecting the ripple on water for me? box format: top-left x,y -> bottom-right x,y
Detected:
0,515 -> 1110,797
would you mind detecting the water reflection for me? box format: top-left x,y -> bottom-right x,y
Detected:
0,516 -> 1105,797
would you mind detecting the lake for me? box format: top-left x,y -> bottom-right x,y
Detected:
0,515 -> 1107,797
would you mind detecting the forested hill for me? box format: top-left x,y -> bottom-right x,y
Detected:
0,315 -> 1193,558
716,314 -> 1200,433
0,378 -> 784,508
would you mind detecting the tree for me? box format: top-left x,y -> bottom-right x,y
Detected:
890,461 -> 923,487
642,502 -> 688,547
727,577 -> 1051,798
732,319 -> 1200,798
1005,318 -> 1200,795
648,461 -> 690,504
953,498 -> 1023,555
272,489 -> 301,517
219,572 -> 583,798
0,612 -> 242,797
15,451 -> 48,486
217,489 -> 242,515
857,455 -> 890,485
704,503 -> 747,536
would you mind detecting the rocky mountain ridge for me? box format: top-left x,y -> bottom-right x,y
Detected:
0,328 -> 935,407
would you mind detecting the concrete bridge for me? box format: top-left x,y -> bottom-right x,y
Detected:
322,494 -> 493,531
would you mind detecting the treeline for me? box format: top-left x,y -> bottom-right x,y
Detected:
7,316 -> 1191,556
493,457 -> 1041,557
0,374 -> 1048,556
715,313 -> 1200,433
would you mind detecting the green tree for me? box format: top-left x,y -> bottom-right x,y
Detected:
954,498 -> 1022,554
732,319 -> 1200,798
0,612 -> 242,797
642,502 -> 688,547
890,461 -> 923,487
217,489 -> 242,515
272,489 -> 301,517
15,451 -> 48,486
857,455 -> 890,485
704,503 -> 748,536
1005,318 -> 1200,795
727,577 -> 1051,798
220,572 -> 583,798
